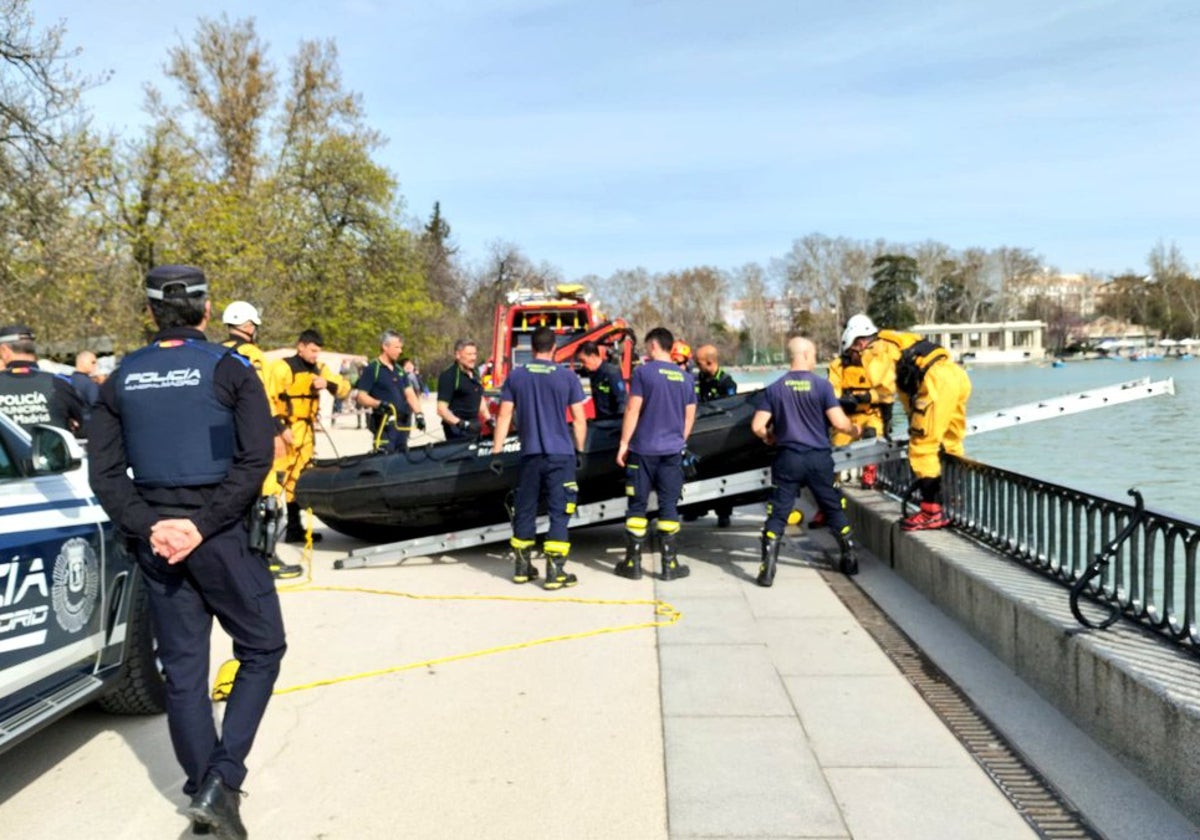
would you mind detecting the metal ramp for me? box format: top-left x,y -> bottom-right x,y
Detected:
333,377 -> 1174,570
334,467 -> 773,569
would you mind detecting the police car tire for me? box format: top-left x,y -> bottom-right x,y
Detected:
96,575 -> 167,715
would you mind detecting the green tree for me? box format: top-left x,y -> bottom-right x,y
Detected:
867,254 -> 918,328
98,16 -> 437,354
0,0 -> 127,351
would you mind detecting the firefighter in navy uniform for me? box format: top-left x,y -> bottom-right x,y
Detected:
574,340 -> 626,419
221,301 -> 302,579
616,327 -> 697,581
0,324 -> 85,436
682,343 -> 738,526
88,265 -> 284,840
491,326 -> 588,589
273,329 -> 351,543
694,344 -> 737,403
752,336 -> 862,587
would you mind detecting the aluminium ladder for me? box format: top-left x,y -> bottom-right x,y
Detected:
333,377 -> 1174,569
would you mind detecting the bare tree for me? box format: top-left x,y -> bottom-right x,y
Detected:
159,14 -> 275,193
911,240 -> 955,323
994,245 -> 1042,320
734,262 -> 775,364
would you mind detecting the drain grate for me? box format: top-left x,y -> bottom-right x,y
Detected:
821,570 -> 1102,840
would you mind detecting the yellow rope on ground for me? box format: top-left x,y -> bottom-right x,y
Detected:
264,522 -> 682,697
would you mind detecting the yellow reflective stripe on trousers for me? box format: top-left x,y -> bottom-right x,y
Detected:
657,519 -> 680,534
510,537 -> 536,550
625,516 -> 648,537
543,540 -> 570,557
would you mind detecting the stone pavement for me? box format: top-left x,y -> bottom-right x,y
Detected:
652,515 -> 1035,840
0,417 -> 1092,838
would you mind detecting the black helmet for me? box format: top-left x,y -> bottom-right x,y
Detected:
0,323 -> 34,344
145,265 -> 207,300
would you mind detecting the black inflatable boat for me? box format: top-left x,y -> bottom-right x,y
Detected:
295,391 -> 771,542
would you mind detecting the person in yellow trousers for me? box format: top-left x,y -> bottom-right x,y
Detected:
273,328 -> 351,543
827,327 -> 888,489
220,301 -> 303,579
844,314 -> 971,530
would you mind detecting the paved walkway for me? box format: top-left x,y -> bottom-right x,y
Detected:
650,515 -> 1034,840
0,529 -> 1036,837
0,420 -> 1042,838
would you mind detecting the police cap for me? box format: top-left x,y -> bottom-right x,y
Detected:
0,323 -> 35,344
145,265 -> 208,300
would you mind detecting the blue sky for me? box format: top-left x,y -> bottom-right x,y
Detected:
37,0 -> 1200,280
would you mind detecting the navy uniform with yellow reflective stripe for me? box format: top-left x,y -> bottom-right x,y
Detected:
86,265 -> 281,838
491,326 -> 587,590
615,328 -> 698,582
588,360 -> 626,419
750,336 -> 861,586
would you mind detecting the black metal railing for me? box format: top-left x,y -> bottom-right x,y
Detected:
874,454 -> 1200,652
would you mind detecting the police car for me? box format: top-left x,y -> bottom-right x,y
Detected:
0,413 -> 164,755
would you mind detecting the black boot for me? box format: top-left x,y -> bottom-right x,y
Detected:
283,501 -> 322,544
267,553 -> 304,580
543,553 -> 578,590
511,545 -> 539,584
615,532 -> 644,580
186,774 -> 247,840
757,533 -> 782,587
658,532 -> 689,581
837,530 -> 859,576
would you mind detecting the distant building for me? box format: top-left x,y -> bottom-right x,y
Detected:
912,320 -> 1047,364
1013,272 -> 1103,318
724,297 -> 792,333
1071,316 -> 1160,351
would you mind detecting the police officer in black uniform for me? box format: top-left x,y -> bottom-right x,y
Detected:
88,265 -> 283,840
0,324 -> 85,436
574,340 -> 626,420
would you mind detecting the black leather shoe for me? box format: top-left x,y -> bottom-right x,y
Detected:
192,821 -> 212,835
186,774 -> 247,840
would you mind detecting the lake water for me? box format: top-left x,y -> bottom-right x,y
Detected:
735,359 -> 1198,522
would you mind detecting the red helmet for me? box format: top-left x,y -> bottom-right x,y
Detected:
670,340 -> 692,364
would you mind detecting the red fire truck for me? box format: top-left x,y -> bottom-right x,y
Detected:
486,284 -> 635,417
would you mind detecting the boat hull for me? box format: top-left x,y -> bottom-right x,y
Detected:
296,392 -> 772,542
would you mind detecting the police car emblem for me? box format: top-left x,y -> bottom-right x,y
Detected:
51,537 -> 100,633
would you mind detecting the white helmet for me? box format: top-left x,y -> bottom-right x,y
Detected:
841,313 -> 878,352
222,300 -> 262,327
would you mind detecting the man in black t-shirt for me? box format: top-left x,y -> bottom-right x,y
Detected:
436,339 -> 489,440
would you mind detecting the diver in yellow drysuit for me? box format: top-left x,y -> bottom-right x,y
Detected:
846,314 -> 971,530
273,328 -> 351,543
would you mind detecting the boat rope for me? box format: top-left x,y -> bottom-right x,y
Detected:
252,520 -> 682,698
1069,488 -> 1144,631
